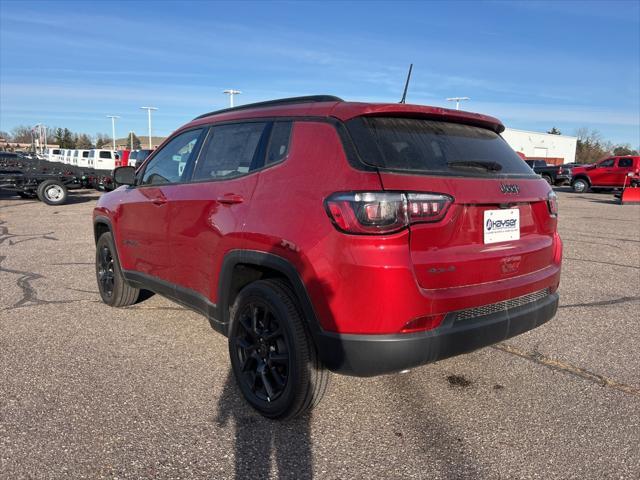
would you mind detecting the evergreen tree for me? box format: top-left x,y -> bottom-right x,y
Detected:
127,132 -> 142,149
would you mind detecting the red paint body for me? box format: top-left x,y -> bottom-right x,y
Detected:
572,156 -> 640,188
95,100 -> 562,335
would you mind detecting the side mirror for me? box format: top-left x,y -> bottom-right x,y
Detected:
113,166 -> 136,186
115,154 -> 120,160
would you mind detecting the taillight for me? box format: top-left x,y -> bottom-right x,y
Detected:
325,192 -> 453,234
547,190 -> 558,217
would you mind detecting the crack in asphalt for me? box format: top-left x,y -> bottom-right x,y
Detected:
0,201 -> 35,209
562,238 -> 620,249
559,296 -> 640,309
492,343 -> 640,397
560,230 -> 640,244
564,257 -> 640,270
0,256 -> 91,310
0,219 -> 58,246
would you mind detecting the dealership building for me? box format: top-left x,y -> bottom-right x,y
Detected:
502,128 -> 577,165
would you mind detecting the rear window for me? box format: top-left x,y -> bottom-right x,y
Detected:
346,117 -> 534,177
618,158 -> 633,168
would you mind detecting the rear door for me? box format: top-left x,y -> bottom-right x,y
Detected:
347,117 -> 555,291
162,121 -> 272,301
589,158 -> 615,186
116,128 -> 204,281
614,157 -> 635,186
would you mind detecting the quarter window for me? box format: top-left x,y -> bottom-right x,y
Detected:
142,129 -> 202,185
266,122 -> 292,165
618,158 -> 633,168
192,123 -> 266,181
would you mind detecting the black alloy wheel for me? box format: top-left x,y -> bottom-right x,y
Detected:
234,301 -> 290,403
228,279 -> 329,419
95,232 -> 139,307
97,245 -> 115,298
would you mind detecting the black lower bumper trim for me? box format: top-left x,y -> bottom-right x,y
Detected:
314,293 -> 559,377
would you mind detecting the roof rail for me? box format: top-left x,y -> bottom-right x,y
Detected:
193,95 -> 343,120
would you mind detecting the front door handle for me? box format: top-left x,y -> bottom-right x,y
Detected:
217,193 -> 244,205
152,197 -> 167,205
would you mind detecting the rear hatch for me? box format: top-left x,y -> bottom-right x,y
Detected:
345,116 -> 556,290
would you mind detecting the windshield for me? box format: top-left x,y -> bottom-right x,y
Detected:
346,117 -> 534,177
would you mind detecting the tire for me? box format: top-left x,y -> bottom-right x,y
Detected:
572,178 -> 589,193
95,232 -> 140,307
541,174 -> 552,185
36,180 -> 68,205
228,279 -> 329,419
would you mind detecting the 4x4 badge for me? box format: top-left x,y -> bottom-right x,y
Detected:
500,184 -> 520,194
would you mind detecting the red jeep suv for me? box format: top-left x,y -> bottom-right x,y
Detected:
94,96 -> 562,418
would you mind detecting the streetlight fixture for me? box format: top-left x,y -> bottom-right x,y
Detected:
140,106 -> 158,148
223,89 -> 242,107
446,97 -> 470,110
107,115 -> 120,151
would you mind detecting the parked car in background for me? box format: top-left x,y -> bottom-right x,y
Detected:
90,149 -> 118,172
75,150 -> 89,167
94,95 -> 562,419
524,159 -> 572,186
117,149 -> 130,167
45,148 -> 63,162
127,149 -> 154,168
570,156 -> 640,193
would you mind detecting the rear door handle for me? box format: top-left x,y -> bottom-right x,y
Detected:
217,193 -> 244,204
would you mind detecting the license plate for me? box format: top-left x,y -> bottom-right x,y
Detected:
484,208 -> 520,244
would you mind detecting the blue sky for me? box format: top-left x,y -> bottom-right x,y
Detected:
1,0 -> 639,146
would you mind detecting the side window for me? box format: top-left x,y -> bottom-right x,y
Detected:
600,158 -> 615,167
142,129 -> 202,185
618,158 -> 633,168
266,121 -> 292,165
99,151 -> 112,159
192,122 -> 266,181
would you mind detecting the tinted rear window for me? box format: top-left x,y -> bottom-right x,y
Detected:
347,117 -> 534,177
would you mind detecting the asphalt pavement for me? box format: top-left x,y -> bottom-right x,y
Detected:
1,188 -> 639,479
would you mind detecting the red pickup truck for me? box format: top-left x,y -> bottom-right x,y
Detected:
571,156 -> 640,193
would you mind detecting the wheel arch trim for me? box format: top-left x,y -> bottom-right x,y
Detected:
218,250 -> 324,336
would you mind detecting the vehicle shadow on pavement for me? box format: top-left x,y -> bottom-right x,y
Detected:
216,370 -> 313,479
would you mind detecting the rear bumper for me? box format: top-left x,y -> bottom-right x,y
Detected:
315,292 -> 558,377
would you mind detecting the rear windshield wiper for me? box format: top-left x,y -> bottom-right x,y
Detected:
446,160 -> 503,172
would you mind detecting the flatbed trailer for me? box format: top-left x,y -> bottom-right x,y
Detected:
0,156 -> 90,205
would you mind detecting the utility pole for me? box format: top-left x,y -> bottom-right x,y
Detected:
446,97 -> 470,110
107,115 -> 120,151
223,89 -> 242,107
130,131 -> 134,150
140,106 -> 158,148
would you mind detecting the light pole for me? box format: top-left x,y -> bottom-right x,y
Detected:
140,106 -> 158,148
223,89 -> 241,107
129,131 -> 134,150
446,97 -> 470,110
107,115 -> 120,151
